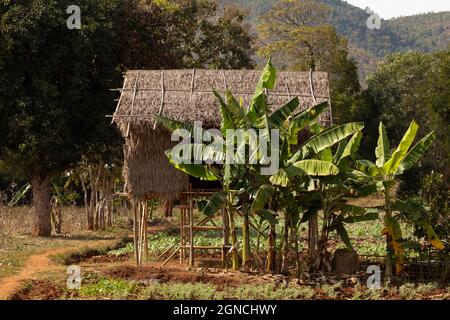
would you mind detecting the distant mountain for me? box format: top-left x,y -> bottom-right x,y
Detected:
221,0 -> 450,81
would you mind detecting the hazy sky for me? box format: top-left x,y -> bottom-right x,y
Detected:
344,0 -> 450,19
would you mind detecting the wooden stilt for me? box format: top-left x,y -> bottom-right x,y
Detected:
133,200 -> 139,265
160,189 -> 229,267
138,201 -> 144,265
143,201 -> 148,261
180,207 -> 185,264
189,194 -> 194,267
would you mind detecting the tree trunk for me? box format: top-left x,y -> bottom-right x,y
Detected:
80,178 -> 93,230
229,209 -> 239,271
56,205 -> 62,234
313,225 -> 332,272
88,187 -> 96,231
242,210 -> 250,267
292,225 -> 301,274
94,191 -> 100,231
384,189 -> 394,281
385,234 -> 394,280
266,224 -> 276,273
164,200 -> 174,217
31,174 -> 52,237
308,215 -> 319,262
281,214 -> 290,274
107,196 -> 113,227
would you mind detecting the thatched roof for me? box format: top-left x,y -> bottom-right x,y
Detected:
112,69 -> 331,200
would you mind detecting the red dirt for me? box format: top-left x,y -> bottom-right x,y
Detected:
9,280 -> 64,300
102,264 -> 248,287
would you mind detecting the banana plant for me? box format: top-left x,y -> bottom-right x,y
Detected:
356,121 -> 442,278
296,130 -> 379,271
251,111 -> 365,272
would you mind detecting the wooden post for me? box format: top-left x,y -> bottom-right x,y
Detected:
138,201 -> 143,265
143,201 -> 148,261
133,200 -> 139,265
139,201 -> 146,264
180,206 -> 185,264
189,194 -> 194,267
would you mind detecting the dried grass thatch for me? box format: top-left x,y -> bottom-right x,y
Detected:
113,69 -> 331,200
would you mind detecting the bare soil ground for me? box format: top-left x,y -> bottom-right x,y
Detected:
0,238 -> 117,299
101,263 -> 254,287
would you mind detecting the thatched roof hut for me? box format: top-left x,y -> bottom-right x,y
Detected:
112,69 -> 332,201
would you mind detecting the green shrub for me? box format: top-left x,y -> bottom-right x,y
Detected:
79,278 -> 140,299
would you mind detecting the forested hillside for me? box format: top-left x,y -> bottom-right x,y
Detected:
221,0 -> 450,80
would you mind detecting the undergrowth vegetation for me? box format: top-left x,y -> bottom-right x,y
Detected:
40,274 -> 450,300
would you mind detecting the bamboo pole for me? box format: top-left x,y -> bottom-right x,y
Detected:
189,195 -> 194,267
180,207 -> 185,264
158,242 -> 178,260
139,201 -> 146,264
126,73 -> 140,137
133,200 -> 139,265
143,201 -> 148,261
162,245 -> 181,267
108,89 -> 329,99
138,202 -> 143,265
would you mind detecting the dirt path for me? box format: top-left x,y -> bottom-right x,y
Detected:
0,224 -> 173,300
0,239 -> 115,300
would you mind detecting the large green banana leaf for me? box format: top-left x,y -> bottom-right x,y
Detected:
415,219 -> 445,250
250,58 -> 276,102
203,192 -> 227,217
8,183 -> 31,207
375,122 -> 390,167
214,90 -> 236,133
269,97 -> 299,129
224,91 -> 251,129
155,115 -> 193,132
167,153 -> 218,181
396,131 -> 436,175
269,168 -> 290,187
290,122 -> 364,163
288,160 -> 339,177
251,184 -> 274,212
355,160 -> 382,177
291,101 -> 329,131
383,120 -> 418,175
334,131 -> 362,166
248,59 -> 276,122
256,209 -> 278,225
336,224 -> 352,249
270,160 -> 339,187
248,93 -> 271,148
